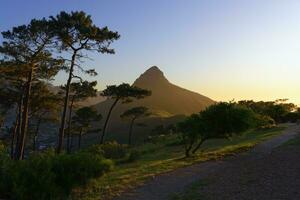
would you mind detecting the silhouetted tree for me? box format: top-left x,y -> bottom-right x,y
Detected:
60,81 -> 98,152
72,107 -> 102,149
29,82 -> 61,151
121,106 -> 150,145
238,99 -> 296,123
100,83 -> 151,144
49,11 -> 120,153
0,19 -> 62,159
179,102 -> 255,157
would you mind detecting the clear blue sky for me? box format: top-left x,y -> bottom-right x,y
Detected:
1,0 -> 300,104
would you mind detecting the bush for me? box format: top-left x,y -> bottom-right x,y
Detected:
254,114 -> 275,129
127,149 -> 141,162
0,143 -> 12,198
100,141 -> 127,159
0,149 -> 113,200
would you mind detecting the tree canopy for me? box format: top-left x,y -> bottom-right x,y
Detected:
121,106 -> 150,145
178,102 -> 255,156
100,83 -> 151,144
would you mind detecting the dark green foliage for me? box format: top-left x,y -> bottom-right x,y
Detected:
0,17 -> 63,160
254,114 -> 275,129
283,112 -> 300,123
178,102 -> 255,156
84,142 -> 128,160
96,141 -> 127,160
238,99 -> 297,123
102,84 -> 152,103
0,149 -> 112,200
0,143 -> 11,197
127,149 -> 141,162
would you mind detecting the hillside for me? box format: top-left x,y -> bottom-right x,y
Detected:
93,66 -> 214,141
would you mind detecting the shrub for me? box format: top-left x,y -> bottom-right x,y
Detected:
127,149 -> 141,162
100,141 -> 127,159
0,143 -> 12,198
0,149 -> 113,200
254,114 -> 275,129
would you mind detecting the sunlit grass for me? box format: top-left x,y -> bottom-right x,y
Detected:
72,126 -> 285,200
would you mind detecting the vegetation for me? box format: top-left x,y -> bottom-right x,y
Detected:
0,147 -> 112,200
100,83 -> 151,144
178,102 -> 256,157
61,81 -> 98,152
74,126 -> 285,200
0,9 -> 298,200
51,11 -> 120,153
121,106 -> 150,145
0,18 -> 62,159
238,99 -> 297,123
72,107 -> 102,149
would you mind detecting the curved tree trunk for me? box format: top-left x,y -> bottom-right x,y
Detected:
192,139 -> 206,154
185,139 -> 195,157
100,98 -> 119,144
16,66 -> 34,160
57,50 -> 77,154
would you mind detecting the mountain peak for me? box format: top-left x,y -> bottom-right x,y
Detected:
133,66 -> 169,86
145,66 -> 163,74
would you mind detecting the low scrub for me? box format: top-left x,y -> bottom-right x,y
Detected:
0,148 -> 112,200
85,141 -> 128,160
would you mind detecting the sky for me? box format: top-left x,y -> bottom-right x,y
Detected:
1,0 -> 300,104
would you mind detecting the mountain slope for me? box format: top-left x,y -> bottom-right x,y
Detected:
132,66 -> 214,116
93,66 -> 214,141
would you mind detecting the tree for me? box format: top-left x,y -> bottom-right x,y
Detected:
28,82 -> 61,151
0,19 -> 62,159
121,106 -> 150,145
72,107 -> 102,149
100,83 -> 151,144
238,99 -> 296,123
178,102 -> 255,157
49,11 -> 120,153
60,81 -> 98,152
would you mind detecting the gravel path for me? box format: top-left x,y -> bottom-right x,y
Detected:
114,124 -> 300,200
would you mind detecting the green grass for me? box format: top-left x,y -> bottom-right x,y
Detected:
72,126 -> 286,200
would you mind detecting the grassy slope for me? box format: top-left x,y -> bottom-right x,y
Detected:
73,126 -> 285,200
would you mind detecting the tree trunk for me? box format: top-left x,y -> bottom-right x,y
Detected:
33,118 -> 41,151
16,66 -> 34,160
10,115 -> 19,159
192,139 -> 206,154
128,118 -> 136,146
78,128 -> 83,149
67,96 -> 75,153
57,50 -> 77,154
0,117 -> 5,133
14,94 -> 23,160
100,98 -> 119,144
185,140 -> 195,157
70,133 -> 74,153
